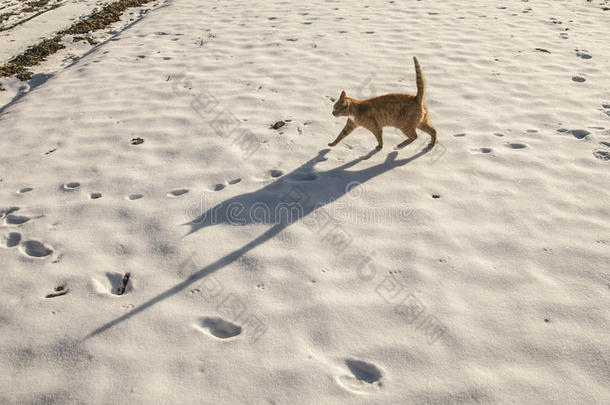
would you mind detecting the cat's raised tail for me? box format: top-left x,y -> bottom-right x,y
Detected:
413,56 -> 426,107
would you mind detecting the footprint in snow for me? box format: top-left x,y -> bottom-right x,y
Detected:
593,150 -> 610,161
20,240 -> 53,258
285,172 -> 317,182
60,182 -> 80,191
17,187 -> 33,194
252,169 -> 284,182
5,214 -> 30,225
1,232 -> 21,248
197,317 -> 242,339
472,147 -> 493,154
575,50 -> 592,59
505,143 -> 527,149
91,272 -> 132,295
557,128 -> 590,139
338,359 -> 383,393
45,285 -> 69,298
126,194 -> 143,200
569,129 -> 590,139
0,207 -> 20,218
167,189 -> 189,197
1,207 -> 34,226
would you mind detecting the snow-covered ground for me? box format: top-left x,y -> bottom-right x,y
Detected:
0,0 -> 609,403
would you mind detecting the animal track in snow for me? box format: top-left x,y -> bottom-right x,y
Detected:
568,129 -> 590,139
228,178 -> 242,185
268,169 -> 284,178
91,272 -> 133,295
346,359 -> 382,383
61,182 -> 80,191
1,207 -> 20,219
1,232 -> 21,248
167,189 -> 189,197
45,285 -> 69,299
20,240 -> 53,258
197,317 -> 242,339
110,273 -> 131,295
126,194 -> 143,200
572,76 -> 586,83
505,143 -> 527,149
6,214 -> 30,225
593,150 -> 610,161
17,187 -> 33,194
211,184 -> 226,191
89,193 -> 102,199
472,147 -> 493,154
557,128 -> 590,139
286,172 -> 317,182
338,359 -> 383,393
575,49 -> 592,59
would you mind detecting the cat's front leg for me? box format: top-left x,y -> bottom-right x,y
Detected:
329,119 -> 357,147
372,127 -> 383,150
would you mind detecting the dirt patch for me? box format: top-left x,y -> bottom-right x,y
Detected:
23,0 -> 51,14
64,0 -> 152,35
0,35 -> 64,80
72,35 -> 99,45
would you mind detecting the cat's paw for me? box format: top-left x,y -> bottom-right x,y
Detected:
375,145 -> 383,151
328,142 -> 337,147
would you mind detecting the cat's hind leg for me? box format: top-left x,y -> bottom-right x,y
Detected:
329,119 -> 358,147
418,120 -> 437,148
418,110 -> 437,148
396,126 -> 418,149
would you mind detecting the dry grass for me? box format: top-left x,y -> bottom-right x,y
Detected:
64,0 -> 152,35
22,0 -> 51,14
0,36 -> 64,80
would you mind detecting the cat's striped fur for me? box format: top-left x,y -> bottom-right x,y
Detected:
329,56 -> 436,150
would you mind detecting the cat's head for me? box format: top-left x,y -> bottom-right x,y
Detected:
332,91 -> 349,117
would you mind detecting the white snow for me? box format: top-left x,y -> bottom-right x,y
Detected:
0,0 -> 609,403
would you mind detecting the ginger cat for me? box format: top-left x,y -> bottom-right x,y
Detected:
329,56 -> 436,150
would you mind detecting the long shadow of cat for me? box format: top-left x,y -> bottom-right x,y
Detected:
86,147 -> 430,338
187,147 -> 428,232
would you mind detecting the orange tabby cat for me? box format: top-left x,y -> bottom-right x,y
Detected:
329,56 -> 436,150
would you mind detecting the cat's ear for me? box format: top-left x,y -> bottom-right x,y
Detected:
340,90 -> 346,99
